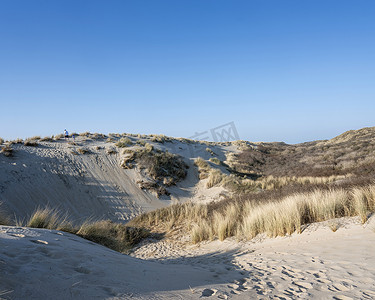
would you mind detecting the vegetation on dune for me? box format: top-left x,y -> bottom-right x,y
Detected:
115,137 -> 133,147
0,206 -> 150,253
0,145 -> 13,157
2,127 -> 375,251
24,139 -> 39,147
130,184 -> 375,244
121,144 -> 188,196
77,220 -> 149,253
77,147 -> 90,154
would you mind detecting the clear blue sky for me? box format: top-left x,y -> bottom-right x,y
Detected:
1,0 -> 374,143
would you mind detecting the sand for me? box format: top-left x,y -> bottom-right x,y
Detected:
2,135 -> 375,299
0,136 -> 233,224
1,216 -> 374,299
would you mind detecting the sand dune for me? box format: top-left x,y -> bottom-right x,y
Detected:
1,216 -> 374,299
0,136 -> 233,224
1,129 -> 375,299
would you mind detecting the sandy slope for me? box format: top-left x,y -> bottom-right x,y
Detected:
1,216 -> 374,299
0,137 -> 233,223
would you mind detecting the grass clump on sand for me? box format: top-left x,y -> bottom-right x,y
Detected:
206,169 -> 225,188
121,146 -> 188,196
24,139 -> 38,147
77,148 -> 90,154
0,204 -> 10,225
77,220 -> 149,253
115,137 -> 133,147
40,136 -> 54,142
129,202 -> 208,232
150,134 -> 170,143
0,145 -> 13,157
27,207 -> 67,230
0,138 -> 4,145
21,207 -> 149,253
209,157 -> 221,165
194,157 -> 210,179
133,184 -> 375,244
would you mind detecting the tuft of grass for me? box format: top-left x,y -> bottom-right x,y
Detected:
206,147 -> 215,156
0,203 -> 10,225
20,207 -> 149,253
24,139 -> 38,147
106,148 -> 117,154
115,137 -> 133,147
0,138 -> 4,144
77,148 -> 90,154
144,142 -> 153,152
206,169 -> 225,188
27,207 -> 61,229
135,184 -> 375,243
151,134 -> 169,143
29,136 -> 41,141
352,186 -> 375,223
194,157 -> 210,179
209,157 -> 221,165
328,220 -> 340,232
122,147 -> 187,186
136,140 -> 147,146
129,202 -> 207,230
0,145 -> 13,157
79,131 -> 90,137
54,134 -> 64,140
77,220 -> 149,253
40,136 -> 53,142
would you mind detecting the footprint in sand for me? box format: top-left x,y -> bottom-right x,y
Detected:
333,296 -> 353,300
74,266 -> 91,274
293,281 -> 313,289
362,290 -> 375,299
200,288 -> 216,297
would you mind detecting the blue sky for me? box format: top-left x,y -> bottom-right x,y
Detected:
0,0 -> 374,143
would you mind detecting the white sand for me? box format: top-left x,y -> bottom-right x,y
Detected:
0,136 -> 232,224
1,216 -> 374,299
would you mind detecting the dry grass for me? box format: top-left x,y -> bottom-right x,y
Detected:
129,202 -> 207,232
0,204 -> 10,225
27,207 -> 64,229
122,147 -> 187,185
13,207 -> 150,253
0,145 -> 13,157
115,137 -> 132,147
194,157 -> 210,179
206,169 -> 225,188
54,134 -> 64,140
24,139 -> 38,147
106,148 -> 117,154
77,148 -> 90,154
209,157 -> 221,165
40,136 -> 53,142
206,147 -> 215,156
79,131 -> 91,137
77,220 -> 149,253
134,184 -> 375,244
0,138 -> 4,145
150,134 -> 170,143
